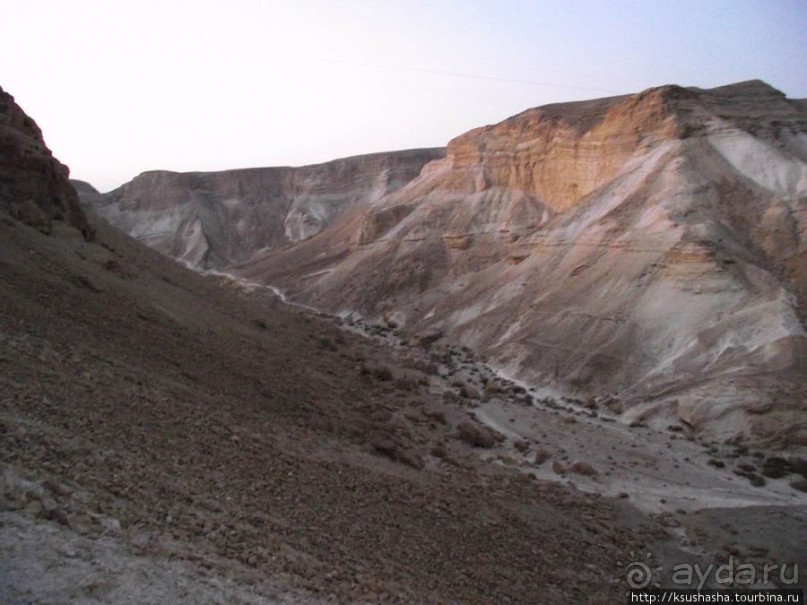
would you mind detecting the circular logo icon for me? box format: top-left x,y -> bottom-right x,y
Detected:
625,561 -> 653,589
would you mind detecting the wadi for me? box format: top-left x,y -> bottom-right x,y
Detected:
2,81 -> 806,603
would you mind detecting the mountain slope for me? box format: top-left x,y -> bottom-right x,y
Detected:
77,148 -> 444,269
235,81 -> 807,445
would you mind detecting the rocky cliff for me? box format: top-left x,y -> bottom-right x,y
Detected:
0,87 -> 91,239
79,148 -> 445,269
236,81 -> 807,445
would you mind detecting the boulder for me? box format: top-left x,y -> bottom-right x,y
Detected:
569,461 -> 598,476
456,421 -> 504,449
533,448 -> 551,465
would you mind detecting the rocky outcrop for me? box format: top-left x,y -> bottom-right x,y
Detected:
237,81 -> 807,445
0,87 -> 91,239
445,87 -> 678,212
77,149 -> 444,269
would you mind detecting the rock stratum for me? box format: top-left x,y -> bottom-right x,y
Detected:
76,148 -> 445,269
1,87 -> 91,239
79,80 -> 807,446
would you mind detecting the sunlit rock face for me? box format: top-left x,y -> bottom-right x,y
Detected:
77,148 -> 445,269
445,86 -> 682,212
1,87 -> 91,239
235,81 -> 807,445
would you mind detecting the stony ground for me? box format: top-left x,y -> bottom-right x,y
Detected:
1,213 -> 805,603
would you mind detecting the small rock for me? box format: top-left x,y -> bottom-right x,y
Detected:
422,409 -> 447,425
789,456 -> 807,477
460,385 -> 482,400
371,437 -> 424,470
789,479 -> 807,493
456,421 -> 504,449
533,447 -> 551,465
23,499 -> 44,517
418,330 -> 444,349
47,507 -> 71,527
396,448 -> 425,470
371,437 -> 397,455
551,461 -> 566,475
569,461 -> 598,476
431,445 -> 447,459
100,516 -> 122,533
484,381 -> 500,396
43,478 -> 71,499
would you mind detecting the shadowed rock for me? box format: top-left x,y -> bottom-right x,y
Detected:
456,420 -> 505,448
0,87 -> 91,239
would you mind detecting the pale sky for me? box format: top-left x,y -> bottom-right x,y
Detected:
2,0 -> 805,192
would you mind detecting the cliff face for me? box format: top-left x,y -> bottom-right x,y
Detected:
445,88 -> 679,212
445,81 -> 806,212
80,148 -> 445,269
237,81 -> 807,445
0,87 -> 91,238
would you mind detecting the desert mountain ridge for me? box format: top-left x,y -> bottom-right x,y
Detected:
75,147 -> 445,269
80,79 -> 807,446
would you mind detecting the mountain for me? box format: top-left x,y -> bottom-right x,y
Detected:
234,80 -> 807,445
82,80 -> 807,445
76,148 -> 444,269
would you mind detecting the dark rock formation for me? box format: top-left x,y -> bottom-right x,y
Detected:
0,87 -> 91,239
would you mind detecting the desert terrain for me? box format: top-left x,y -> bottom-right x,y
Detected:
90,81 -> 807,448
2,82 -> 806,604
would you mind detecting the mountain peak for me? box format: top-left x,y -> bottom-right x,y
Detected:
701,78 -> 784,96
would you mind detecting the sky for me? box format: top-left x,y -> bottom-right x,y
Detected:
1,0 -> 805,192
